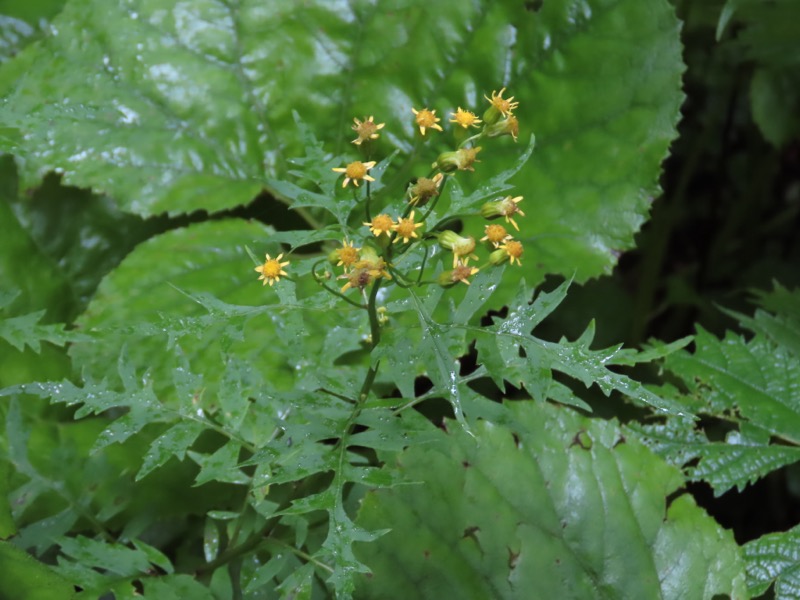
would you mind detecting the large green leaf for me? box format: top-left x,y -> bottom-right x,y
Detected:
0,0 -> 683,280
355,400 -> 746,599
0,540 -> 76,600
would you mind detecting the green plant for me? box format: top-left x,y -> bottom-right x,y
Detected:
0,1 -> 798,599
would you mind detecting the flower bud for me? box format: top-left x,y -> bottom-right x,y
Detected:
485,115 -> 519,142
480,195 -> 525,230
438,231 -> 474,254
408,173 -> 444,206
433,146 -> 482,172
482,105 -> 503,126
438,231 -> 478,267
489,247 -> 509,266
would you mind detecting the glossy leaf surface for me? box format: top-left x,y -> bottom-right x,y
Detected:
0,0 -> 683,281
355,401 -> 746,599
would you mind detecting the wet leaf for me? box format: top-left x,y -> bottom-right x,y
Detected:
355,401 -> 747,599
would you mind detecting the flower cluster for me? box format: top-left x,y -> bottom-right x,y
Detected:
435,193 -> 526,286
253,86 -> 527,297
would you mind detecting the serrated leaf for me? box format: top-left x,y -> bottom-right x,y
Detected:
0,310 -> 87,353
57,536 -> 152,578
446,134 -> 536,215
131,539 -> 173,575
189,440 -> 249,487
631,417 -> 800,496
475,280 -> 686,414
731,284 -> 800,357
136,420 -> 205,481
744,524 -> 800,598
355,401 -> 747,599
667,327 -> 800,442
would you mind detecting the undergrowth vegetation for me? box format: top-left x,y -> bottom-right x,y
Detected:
0,0 -> 798,598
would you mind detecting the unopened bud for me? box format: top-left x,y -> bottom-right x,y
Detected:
433,146 -> 482,173
485,115 -> 519,142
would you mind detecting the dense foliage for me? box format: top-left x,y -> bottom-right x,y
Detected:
0,1 -> 798,598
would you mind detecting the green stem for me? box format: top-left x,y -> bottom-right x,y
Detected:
311,260 -> 367,310
364,181 -> 372,221
196,521 -> 275,575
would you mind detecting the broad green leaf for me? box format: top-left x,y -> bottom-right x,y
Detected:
0,540 -> 76,600
0,0 -> 684,281
744,524 -> 800,598
202,517 -> 220,562
355,401 -> 746,599
750,67 -> 800,148
69,219 -> 366,404
0,192 -> 71,319
4,168 -> 170,312
69,219 -> 281,391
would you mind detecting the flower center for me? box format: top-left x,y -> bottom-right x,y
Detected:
371,214 -> 394,233
345,161 -> 368,179
396,219 -> 416,238
484,224 -> 509,244
453,109 -> 479,128
338,246 -> 359,266
263,260 -> 282,277
452,264 -> 475,282
504,240 -> 523,258
415,109 -> 437,128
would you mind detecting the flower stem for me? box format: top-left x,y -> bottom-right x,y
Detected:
311,260 -> 367,309
365,180 -> 372,221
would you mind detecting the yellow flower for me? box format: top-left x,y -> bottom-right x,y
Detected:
485,88 -> 519,118
411,107 -> 443,136
339,268 -> 374,294
408,172 -> 444,206
501,240 -> 524,266
334,239 -> 360,271
351,116 -> 385,145
392,210 -> 424,244
332,160 -> 376,188
439,261 -> 480,287
363,213 -> 395,237
450,107 -> 482,129
480,224 -> 512,247
339,249 -> 392,293
254,253 -> 289,286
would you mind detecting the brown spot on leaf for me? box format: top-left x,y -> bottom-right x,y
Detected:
508,548 -> 520,569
